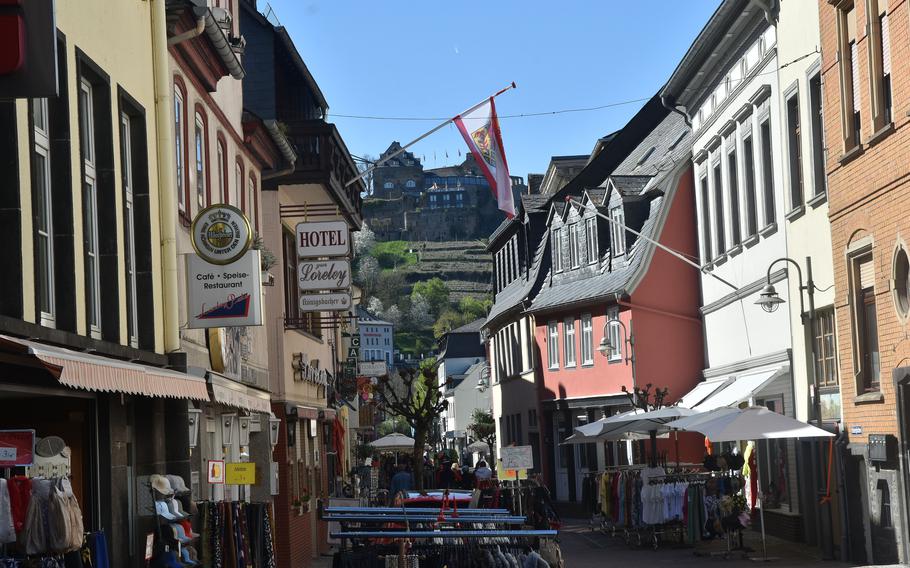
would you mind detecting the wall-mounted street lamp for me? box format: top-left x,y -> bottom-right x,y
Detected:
597,317 -> 637,391
188,407 -> 202,449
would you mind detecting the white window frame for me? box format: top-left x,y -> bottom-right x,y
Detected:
552,228 -> 563,272
564,318 -> 577,368
585,217 -> 597,265
80,79 -> 102,339
194,112 -> 206,209
174,85 -> 186,213
233,162 -> 243,208
581,314 -> 594,366
384,181 -> 394,189
607,307 -> 622,362
547,321 -> 559,369
121,112 -> 139,348
569,223 -> 579,268
216,139 -> 226,203
610,207 -> 625,256
247,174 -> 256,231
33,98 -> 55,327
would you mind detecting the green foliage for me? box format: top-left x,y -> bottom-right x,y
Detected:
377,417 -> 411,437
418,356 -> 437,372
433,310 -> 468,339
395,331 -> 436,359
468,409 -> 496,460
411,277 -> 450,316
374,270 -> 407,310
459,296 -> 492,320
371,241 -> 417,269
355,442 -> 374,461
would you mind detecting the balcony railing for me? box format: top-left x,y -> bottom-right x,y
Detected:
283,120 -> 364,224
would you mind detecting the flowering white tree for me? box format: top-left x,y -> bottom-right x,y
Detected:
383,305 -> 403,326
367,297 -> 384,317
356,256 -> 380,295
409,294 -> 434,328
353,222 -> 376,256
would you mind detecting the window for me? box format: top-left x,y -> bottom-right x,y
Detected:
121,113 -> 138,348
174,85 -> 186,213
786,93 -> 803,210
895,247 -> 910,317
610,206 -> 625,256
564,318 -> 576,368
837,4 -> 861,147
743,135 -> 758,236
383,181 -> 394,189
814,308 -> 837,387
547,321 -> 559,369
809,73 -> 826,198
79,79 -> 101,338
234,161 -> 243,209
585,217 -> 597,264
727,148 -> 741,246
194,112 -> 207,208
406,180 -> 416,188
216,139 -> 227,202
712,162 -> 725,254
700,174 -> 712,262
760,119 -> 775,226
869,0 -> 892,128
552,228 -> 563,272
607,308 -> 621,361
248,175 -> 257,233
569,223 -> 579,268
32,99 -> 55,326
581,314 -> 594,365
283,230 -> 300,323
854,255 -> 879,392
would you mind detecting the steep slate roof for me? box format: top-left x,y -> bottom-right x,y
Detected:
529,111 -> 691,314
584,188 -> 607,206
521,194 -> 550,212
450,318 -> 486,334
484,230 -> 548,329
357,306 -> 393,326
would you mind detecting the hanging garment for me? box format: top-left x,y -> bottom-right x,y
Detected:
8,476 -> 31,533
0,479 -> 16,544
87,531 -> 109,568
24,478 -> 53,555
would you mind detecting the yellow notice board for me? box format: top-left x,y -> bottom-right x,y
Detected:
225,462 -> 256,485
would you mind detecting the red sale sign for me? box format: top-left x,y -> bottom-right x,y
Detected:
0,430 -> 35,467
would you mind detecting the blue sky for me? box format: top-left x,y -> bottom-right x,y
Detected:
263,0 -> 721,181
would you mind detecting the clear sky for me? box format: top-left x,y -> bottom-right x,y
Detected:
262,0 -> 722,181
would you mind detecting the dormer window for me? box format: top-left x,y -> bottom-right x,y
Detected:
610,206 -> 625,257
552,228 -> 563,272
406,180 -> 416,188
569,223 -> 580,268
637,147 -> 656,166
585,217 -> 597,264
384,181 -> 394,189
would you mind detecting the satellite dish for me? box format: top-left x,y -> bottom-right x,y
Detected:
35,436 -> 66,458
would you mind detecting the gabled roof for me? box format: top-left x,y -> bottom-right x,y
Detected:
450,318 -> 485,334
484,227 -> 548,331
583,188 -> 607,206
357,306 -> 393,326
521,193 -> 550,212
529,111 -> 693,314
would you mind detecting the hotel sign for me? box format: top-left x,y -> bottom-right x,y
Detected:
298,260 -> 350,291
296,221 -> 350,258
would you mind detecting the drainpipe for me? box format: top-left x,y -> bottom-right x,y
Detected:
660,95 -> 691,127
151,0 -> 180,353
167,16 -> 205,46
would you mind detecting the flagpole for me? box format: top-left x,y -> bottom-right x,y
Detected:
344,82 -> 517,188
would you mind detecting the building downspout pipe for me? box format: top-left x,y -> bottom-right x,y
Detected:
167,16 -> 205,46
151,0 -> 181,353
660,95 -> 691,127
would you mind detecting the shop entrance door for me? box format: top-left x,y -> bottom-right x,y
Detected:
553,414 -> 569,501
573,412 -> 595,503
894,367 -> 910,563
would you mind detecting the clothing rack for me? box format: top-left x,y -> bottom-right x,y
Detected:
323,514 -> 528,523
331,530 -> 557,539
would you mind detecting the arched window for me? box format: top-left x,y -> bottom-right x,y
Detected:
406,180 -> 416,188
173,81 -> 187,214
248,174 -> 258,233
383,181 -> 394,189
216,136 -> 228,203
194,108 -> 209,209
235,159 -> 244,208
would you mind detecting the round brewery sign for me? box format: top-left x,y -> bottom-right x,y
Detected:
191,204 -> 252,265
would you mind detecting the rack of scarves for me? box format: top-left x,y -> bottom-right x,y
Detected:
194,501 -> 276,568
0,475 -> 107,568
327,501 -> 560,568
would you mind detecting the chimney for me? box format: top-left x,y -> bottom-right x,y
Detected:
527,174 -> 544,195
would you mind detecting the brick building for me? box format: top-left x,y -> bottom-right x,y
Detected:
818,0 -> 910,563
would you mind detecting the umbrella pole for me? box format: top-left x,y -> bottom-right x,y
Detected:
755,441 -> 767,561
674,430 -> 680,469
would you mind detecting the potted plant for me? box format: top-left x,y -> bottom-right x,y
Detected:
300,489 -> 312,513
291,497 -> 304,516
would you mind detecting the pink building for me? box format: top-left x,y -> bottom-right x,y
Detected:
527,108 -> 705,502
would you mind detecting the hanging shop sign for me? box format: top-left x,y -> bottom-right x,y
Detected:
358,361 -> 387,377
191,204 -> 253,265
186,250 -> 262,328
225,462 -> 256,485
500,445 -> 534,471
0,429 -> 36,467
207,460 -> 225,484
297,259 -> 351,291
296,220 -> 350,258
299,291 -> 352,312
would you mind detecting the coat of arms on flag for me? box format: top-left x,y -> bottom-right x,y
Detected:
454,97 -> 515,218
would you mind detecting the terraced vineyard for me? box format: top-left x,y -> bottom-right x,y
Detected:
404,240 -> 492,302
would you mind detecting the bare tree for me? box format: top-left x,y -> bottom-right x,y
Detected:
377,364 -> 447,490
357,154 -> 377,196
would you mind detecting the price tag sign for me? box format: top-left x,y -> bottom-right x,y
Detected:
0,429 -> 35,467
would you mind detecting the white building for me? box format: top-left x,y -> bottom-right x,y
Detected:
358,307 -> 394,366
660,0 -> 804,542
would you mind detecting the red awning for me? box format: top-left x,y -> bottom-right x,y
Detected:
0,335 -> 210,400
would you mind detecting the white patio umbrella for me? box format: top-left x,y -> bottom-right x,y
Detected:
369,432 -> 415,451
666,406 -> 834,560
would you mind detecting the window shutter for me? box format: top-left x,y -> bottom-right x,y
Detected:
860,258 -> 875,289
851,41 -> 861,111
882,15 -> 891,75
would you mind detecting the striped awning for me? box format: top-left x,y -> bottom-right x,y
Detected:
0,335 -> 210,400
208,371 -> 271,413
